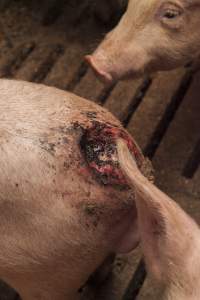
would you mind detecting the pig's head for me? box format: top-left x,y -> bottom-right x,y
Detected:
117,139 -> 200,300
86,0 -> 200,84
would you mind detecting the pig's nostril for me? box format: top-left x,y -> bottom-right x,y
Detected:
84,55 -> 113,85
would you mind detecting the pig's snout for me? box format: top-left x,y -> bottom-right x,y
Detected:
85,55 -> 114,85
86,45 -> 149,85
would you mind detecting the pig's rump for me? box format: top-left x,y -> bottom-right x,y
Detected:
0,79 -> 150,297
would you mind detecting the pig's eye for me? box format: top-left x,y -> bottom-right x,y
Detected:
159,5 -> 184,29
163,9 -> 181,19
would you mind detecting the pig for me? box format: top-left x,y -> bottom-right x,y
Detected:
117,139 -> 200,300
0,79 -> 152,300
86,0 -> 200,84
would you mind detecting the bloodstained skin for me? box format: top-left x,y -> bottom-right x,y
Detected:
80,121 -> 143,187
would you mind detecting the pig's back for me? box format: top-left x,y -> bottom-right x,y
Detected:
0,79 -> 144,268
0,79 -> 130,206
0,79 -> 119,135
0,79 -> 141,215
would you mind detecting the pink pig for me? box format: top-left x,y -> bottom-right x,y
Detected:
0,79 -> 152,300
87,0 -> 200,84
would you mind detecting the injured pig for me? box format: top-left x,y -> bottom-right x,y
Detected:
0,79 -> 153,300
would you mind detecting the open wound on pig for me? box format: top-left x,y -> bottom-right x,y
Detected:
80,121 -> 142,187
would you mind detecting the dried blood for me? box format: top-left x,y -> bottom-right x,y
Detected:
80,121 -> 143,187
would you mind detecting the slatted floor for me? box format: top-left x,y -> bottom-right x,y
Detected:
0,1 -> 200,299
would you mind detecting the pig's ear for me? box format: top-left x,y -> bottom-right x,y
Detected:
117,139 -> 181,281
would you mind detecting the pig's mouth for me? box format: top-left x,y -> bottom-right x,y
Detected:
80,121 -> 143,187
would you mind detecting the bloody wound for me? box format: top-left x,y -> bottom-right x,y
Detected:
80,121 -> 143,187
